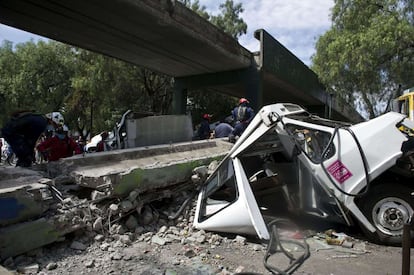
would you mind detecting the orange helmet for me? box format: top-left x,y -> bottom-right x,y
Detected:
239,98 -> 249,104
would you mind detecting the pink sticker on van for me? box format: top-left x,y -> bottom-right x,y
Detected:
327,160 -> 352,184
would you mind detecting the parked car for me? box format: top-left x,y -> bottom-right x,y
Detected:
84,132 -> 115,153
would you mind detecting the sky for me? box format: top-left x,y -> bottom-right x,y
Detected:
203,0 -> 335,65
0,0 -> 334,66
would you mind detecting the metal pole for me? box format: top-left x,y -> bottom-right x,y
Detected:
402,220 -> 412,275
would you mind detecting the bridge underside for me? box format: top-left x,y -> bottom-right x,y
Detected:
0,0 -> 362,122
0,0 -> 252,77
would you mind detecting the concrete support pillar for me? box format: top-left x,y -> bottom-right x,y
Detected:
172,79 -> 187,115
244,66 -> 263,112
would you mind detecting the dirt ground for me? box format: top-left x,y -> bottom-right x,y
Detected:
3,213 -> 412,275
17,238 -> 410,275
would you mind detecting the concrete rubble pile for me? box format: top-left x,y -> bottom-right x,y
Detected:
0,161 -> 262,274
0,140 -> 232,264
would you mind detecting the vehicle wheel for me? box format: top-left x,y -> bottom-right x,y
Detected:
359,184 -> 414,245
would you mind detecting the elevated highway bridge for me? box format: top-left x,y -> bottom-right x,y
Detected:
0,0 -> 362,122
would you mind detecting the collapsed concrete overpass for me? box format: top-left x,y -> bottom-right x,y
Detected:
0,0 -> 362,122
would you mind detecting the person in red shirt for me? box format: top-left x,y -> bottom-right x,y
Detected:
37,126 -> 81,161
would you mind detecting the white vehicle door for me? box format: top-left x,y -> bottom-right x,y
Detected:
194,157 -> 270,240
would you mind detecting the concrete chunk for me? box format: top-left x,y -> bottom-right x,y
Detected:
52,140 -> 232,197
0,168 -> 52,226
0,265 -> 14,275
0,218 -> 59,260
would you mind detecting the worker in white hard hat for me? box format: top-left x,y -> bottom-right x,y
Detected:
37,124 -> 81,162
1,110 -> 65,167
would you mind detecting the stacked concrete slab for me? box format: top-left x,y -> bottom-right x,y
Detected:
47,139 -> 232,196
0,139 -> 232,260
0,167 -> 63,259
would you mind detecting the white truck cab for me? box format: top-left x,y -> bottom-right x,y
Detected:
194,103 -> 414,245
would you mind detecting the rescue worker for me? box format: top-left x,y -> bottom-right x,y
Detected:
213,118 -> 234,138
197,113 -> 213,140
36,125 -> 81,162
230,98 -> 255,140
1,110 -> 63,167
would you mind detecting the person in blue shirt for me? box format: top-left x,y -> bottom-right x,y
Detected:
196,113 -> 213,140
214,118 -> 234,138
231,98 -> 255,138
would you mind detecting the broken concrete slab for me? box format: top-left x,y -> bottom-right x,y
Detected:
0,139 -> 233,260
0,218 -> 59,260
0,166 -> 47,185
0,167 -> 53,226
0,193 -> 89,261
0,265 -> 13,275
0,168 -> 84,260
0,216 -> 83,260
47,139 -> 233,197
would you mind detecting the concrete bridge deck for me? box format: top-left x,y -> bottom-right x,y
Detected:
0,0 -> 362,122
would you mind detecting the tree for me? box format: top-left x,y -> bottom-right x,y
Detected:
312,0 -> 414,118
0,41 -> 75,125
179,0 -> 210,19
210,0 -> 247,39
188,91 -> 236,126
0,40 -> 19,124
180,0 -> 247,39
138,69 -> 173,115
68,49 -> 143,138
68,49 -> 174,138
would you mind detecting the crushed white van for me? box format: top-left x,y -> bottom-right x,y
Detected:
194,103 -> 414,245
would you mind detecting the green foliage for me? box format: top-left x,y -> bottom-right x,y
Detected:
210,0 -> 247,39
181,0 -> 247,39
179,0 -> 210,19
66,50 -> 174,138
312,0 -> 414,118
0,42 -> 174,139
0,41 -> 75,124
0,41 -> 17,122
188,90 -> 237,126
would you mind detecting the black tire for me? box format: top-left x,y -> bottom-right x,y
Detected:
359,184 -> 414,245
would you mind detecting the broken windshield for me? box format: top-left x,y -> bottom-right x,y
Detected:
285,124 -> 335,163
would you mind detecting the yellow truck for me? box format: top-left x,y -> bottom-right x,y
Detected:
392,87 -> 414,121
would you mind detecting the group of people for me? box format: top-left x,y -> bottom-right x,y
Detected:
1,99 -> 255,166
0,111 -> 82,167
196,97 -> 255,142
